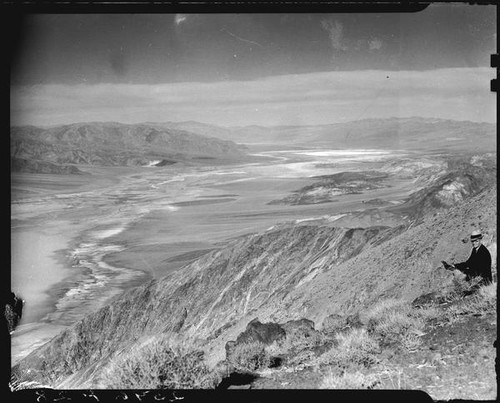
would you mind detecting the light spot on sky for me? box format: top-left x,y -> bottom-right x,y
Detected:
369,38 -> 383,51
320,18 -> 348,52
175,14 -> 187,26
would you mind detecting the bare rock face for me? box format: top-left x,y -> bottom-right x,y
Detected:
411,292 -> 446,307
225,318 -> 286,359
224,319 -> 286,369
224,318 -> 320,367
321,314 -> 347,333
172,307 -> 188,333
280,318 -> 316,338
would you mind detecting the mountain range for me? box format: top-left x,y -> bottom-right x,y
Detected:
10,122 -> 248,173
162,117 -> 495,151
10,118 -> 496,174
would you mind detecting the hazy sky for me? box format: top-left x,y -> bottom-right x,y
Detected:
10,4 -> 497,127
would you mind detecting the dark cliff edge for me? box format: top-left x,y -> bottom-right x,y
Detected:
11,178 -> 497,388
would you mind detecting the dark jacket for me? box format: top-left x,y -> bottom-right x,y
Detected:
455,244 -> 492,283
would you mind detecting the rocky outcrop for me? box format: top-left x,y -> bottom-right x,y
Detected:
225,318 -> 286,360
268,171 -> 389,205
280,318 -> 316,338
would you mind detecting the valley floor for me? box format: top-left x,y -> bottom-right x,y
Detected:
10,148 -> 416,361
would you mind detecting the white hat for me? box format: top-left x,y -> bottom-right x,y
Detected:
470,230 -> 483,240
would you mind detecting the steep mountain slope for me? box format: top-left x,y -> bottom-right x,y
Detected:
266,184 -> 496,327
12,181 -> 496,388
10,122 -> 248,171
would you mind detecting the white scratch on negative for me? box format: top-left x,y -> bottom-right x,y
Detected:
221,27 -> 264,48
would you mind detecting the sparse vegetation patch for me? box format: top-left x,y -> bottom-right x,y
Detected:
100,334 -> 220,389
227,341 -> 272,372
363,298 -> 431,350
319,370 -> 379,389
317,328 -> 379,370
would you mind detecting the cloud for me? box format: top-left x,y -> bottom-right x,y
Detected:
10,68 -> 495,127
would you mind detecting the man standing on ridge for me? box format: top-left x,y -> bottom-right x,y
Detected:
442,230 -> 493,285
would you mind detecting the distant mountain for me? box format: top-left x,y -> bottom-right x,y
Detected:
12,171 -> 497,388
145,118 -> 495,152
226,118 -> 495,151
10,122 -> 248,173
146,121 -> 237,143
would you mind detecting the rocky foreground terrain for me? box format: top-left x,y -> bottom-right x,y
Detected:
10,151 -> 497,399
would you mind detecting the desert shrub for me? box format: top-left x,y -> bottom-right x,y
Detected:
228,341 -> 271,372
317,328 -> 379,369
319,370 -> 378,389
444,280 -> 497,319
413,305 -> 440,322
373,311 -> 425,340
477,280 -> 497,308
364,298 -> 426,347
444,276 -> 483,303
264,327 -> 328,357
100,335 -> 219,389
399,332 -> 422,352
373,363 -> 408,389
264,340 -> 282,357
282,349 -> 318,368
363,299 -> 410,326
265,328 -> 335,368
9,378 -> 53,392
